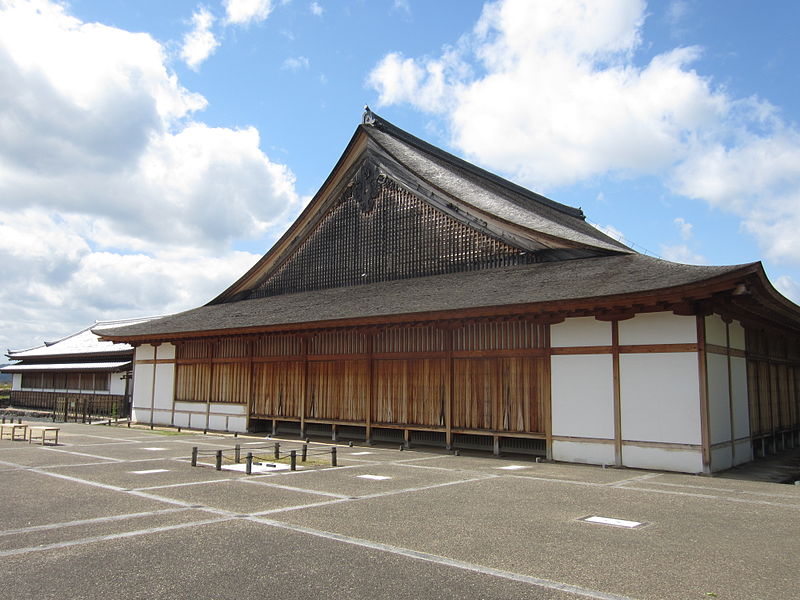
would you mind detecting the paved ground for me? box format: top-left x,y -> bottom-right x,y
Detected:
1,422 -> 798,599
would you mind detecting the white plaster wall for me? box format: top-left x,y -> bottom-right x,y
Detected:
706,353 -> 732,446
704,314 -> 728,346
551,354 -> 614,439
12,373 -> 21,391
175,401 -> 206,412
619,353 -> 701,445
729,321 -> 746,351
152,410 -> 172,424
619,313 -> 696,346
711,445 -> 733,472
552,440 -> 615,466
551,317 -> 611,347
136,345 -> 155,361
622,444 -> 704,473
153,363 -> 175,410
207,414 -> 247,432
173,412 -> 190,428
110,373 -> 127,395
157,343 -> 176,360
730,356 -> 750,440
132,362 -> 154,410
131,408 -> 151,423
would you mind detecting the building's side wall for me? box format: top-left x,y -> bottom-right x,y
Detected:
131,343 -> 184,427
551,313 -> 705,473
12,373 -> 21,391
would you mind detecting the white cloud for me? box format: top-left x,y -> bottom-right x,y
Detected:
282,56 -> 310,71
224,0 -> 273,25
595,223 -> 625,243
659,244 -> 706,265
0,0 -> 299,351
674,217 -> 693,240
180,7 -> 219,71
368,0 -> 800,271
369,0 -> 727,190
310,2 -> 323,17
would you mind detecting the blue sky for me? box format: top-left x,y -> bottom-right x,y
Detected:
2,0 -> 800,352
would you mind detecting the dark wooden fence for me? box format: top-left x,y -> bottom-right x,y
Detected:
8,391 -> 129,420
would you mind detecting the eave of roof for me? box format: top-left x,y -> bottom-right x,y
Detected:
1,361 -> 131,373
97,254 -> 766,342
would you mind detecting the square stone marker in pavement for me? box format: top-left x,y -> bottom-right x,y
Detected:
44,458 -> 239,489
147,478 -> 341,515
273,471 -> 799,600
0,470 -> 174,531
0,508 -> 212,554
248,462 -> 492,498
0,518 -> 578,600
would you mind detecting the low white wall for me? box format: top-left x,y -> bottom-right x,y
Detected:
552,440 -> 615,466
172,402 -> 247,432
622,444 -> 704,474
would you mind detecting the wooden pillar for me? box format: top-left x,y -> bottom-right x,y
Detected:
696,316 -> 712,474
725,320 -> 736,465
150,343 -> 159,427
611,321 -> 622,467
301,335 -> 309,438
366,328 -> 375,444
543,323 -> 553,461
445,325 -> 454,450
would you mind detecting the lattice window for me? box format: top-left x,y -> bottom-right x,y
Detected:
249,174 -> 533,298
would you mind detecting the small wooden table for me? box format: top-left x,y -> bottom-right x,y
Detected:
28,426 -> 60,446
0,423 -> 28,441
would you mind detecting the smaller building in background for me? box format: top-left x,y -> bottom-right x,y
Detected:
1,318 -> 156,417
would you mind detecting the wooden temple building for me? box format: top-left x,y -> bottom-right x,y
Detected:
2,318 -> 155,417
99,109 -> 800,474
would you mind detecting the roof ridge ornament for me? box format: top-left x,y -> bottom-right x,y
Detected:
362,105 -> 376,126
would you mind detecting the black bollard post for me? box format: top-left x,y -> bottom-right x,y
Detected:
273,442 -> 280,460
302,443 -> 308,462
290,450 -> 297,471
191,446 -> 198,467
331,446 -> 337,467
215,449 -> 222,471
246,452 -> 253,475
234,444 -> 241,464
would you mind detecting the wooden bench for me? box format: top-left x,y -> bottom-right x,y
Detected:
28,426 -> 59,446
0,423 -> 28,441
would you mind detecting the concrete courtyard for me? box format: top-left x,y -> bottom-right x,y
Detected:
1,422 -> 798,599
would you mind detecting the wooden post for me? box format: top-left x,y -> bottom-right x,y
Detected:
331,446 -> 337,467
290,450 -> 297,471
446,325 -> 454,450
302,443 -> 308,462
234,444 -> 241,464
215,449 -> 222,471
612,320 -> 622,467
273,442 -> 280,460
697,316 -> 712,474
246,452 -> 253,475
191,446 -> 198,467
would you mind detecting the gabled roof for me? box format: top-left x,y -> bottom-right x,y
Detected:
211,109 -> 632,304
6,317 -> 159,361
